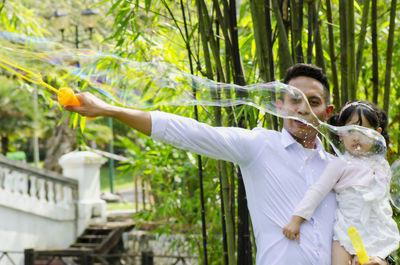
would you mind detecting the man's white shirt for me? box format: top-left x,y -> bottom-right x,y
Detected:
150,111 -> 337,265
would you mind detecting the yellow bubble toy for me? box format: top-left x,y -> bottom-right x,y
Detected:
348,226 -> 369,265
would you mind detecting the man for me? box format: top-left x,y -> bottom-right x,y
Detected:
65,63 -> 388,265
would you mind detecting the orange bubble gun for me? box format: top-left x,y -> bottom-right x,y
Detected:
348,226 -> 369,265
57,87 -> 95,119
57,87 -> 81,106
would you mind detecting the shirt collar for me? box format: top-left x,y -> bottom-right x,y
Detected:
281,128 -> 328,160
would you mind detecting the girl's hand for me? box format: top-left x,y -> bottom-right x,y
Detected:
352,256 -> 388,265
283,216 -> 305,243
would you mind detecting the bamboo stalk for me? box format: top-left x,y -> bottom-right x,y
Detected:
178,1 -> 210,263
290,0 -> 304,63
265,0 -> 276,81
346,0 -> 356,100
355,0 -> 371,87
265,0 -> 279,130
371,0 -> 379,104
383,0 -> 397,114
222,0 -> 246,85
339,0 -> 348,104
307,1 -> 314,64
134,174 -> 138,212
313,0 -> 325,72
249,0 -> 272,82
326,0 -> 340,109
271,0 -> 293,76
196,1 -> 235,264
199,0 -> 226,82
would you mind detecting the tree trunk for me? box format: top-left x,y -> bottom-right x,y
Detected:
43,115 -> 76,173
1,134 -> 9,154
383,0 -> 397,114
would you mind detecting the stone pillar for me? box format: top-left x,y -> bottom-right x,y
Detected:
59,151 -> 106,235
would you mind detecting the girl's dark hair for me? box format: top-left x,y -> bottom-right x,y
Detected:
329,100 -> 389,147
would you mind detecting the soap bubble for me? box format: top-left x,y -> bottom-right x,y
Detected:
0,32 -> 387,159
390,160 -> 400,211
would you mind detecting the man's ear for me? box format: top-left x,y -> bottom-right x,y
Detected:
324,104 -> 334,121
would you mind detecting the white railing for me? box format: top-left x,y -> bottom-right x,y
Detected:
0,155 -> 78,222
0,151 -> 107,265
0,155 -> 79,265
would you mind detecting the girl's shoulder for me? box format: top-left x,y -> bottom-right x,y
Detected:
326,156 -> 348,171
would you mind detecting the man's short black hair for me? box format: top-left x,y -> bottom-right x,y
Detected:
283,63 -> 330,104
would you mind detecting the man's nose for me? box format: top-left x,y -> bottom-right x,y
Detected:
297,100 -> 310,115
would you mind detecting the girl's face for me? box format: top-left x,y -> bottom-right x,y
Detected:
341,112 -> 382,156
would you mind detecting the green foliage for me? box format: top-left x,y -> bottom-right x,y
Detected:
0,0 -> 49,36
115,130 -> 224,263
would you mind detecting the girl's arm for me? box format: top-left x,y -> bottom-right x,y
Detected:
293,158 -> 344,220
282,158 -> 344,242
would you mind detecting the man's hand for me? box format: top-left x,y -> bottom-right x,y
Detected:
282,216 -> 305,243
353,256 -> 388,265
64,92 -> 112,118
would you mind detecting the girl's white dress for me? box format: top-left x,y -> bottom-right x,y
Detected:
293,153 -> 400,258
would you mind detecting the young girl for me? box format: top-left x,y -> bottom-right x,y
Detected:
283,100 -> 400,264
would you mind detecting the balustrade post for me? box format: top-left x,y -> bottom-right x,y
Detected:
141,251 -> 154,265
59,151 -> 106,235
24,249 -> 34,265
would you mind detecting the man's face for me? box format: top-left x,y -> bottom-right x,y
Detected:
283,76 -> 333,144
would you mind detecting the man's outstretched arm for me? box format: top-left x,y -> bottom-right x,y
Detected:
64,92 -> 260,165
64,92 -> 152,136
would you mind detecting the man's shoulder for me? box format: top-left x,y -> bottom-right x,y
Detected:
247,128 -> 285,150
251,127 -> 282,137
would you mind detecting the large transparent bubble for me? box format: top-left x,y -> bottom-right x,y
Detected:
390,160 -> 400,211
0,32 -> 387,160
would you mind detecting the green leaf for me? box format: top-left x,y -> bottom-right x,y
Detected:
106,0 -> 124,16
354,1 -> 361,12
72,112 -> 79,129
80,116 -> 86,133
57,112 -> 69,126
91,0 -> 112,8
145,0 -> 152,12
